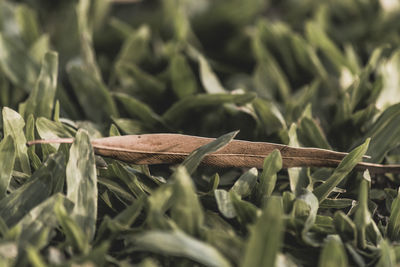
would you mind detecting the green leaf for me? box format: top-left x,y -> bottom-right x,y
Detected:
0,153 -> 65,227
163,93 -> 256,126
146,183 -> 175,230
107,162 -> 146,199
230,167 -> 258,198
333,211 -> 357,244
377,239 -> 396,267
66,129 -> 97,241
2,107 -> 31,174
241,196 -> 284,267
255,149 -> 282,205
364,103 -> 400,163
36,117 -> 75,154
387,187 -> 400,241
253,98 -> 286,135
0,33 -> 39,91
113,92 -> 164,129
111,117 -> 145,134
115,25 -> 150,65
26,245 -> 47,267
298,117 -> 331,150
13,193 -> 73,248
313,139 -> 370,203
29,34 -> 51,64
54,196 -> 89,253
230,191 -> 259,226
116,63 -> 166,98
320,198 -> 355,209
170,53 -> 198,98
376,49 -> 400,110
252,26 -> 291,101
14,4 -> 41,47
25,115 -> 41,170
287,123 -> 310,195
318,235 -> 348,267
129,230 -> 231,267
354,176 -> 373,249
296,189 -> 319,246
0,136 -> 15,199
215,189 -> 236,219
19,51 -> 58,120
182,131 -> 238,175
67,62 -> 118,123
198,54 -> 226,93
305,21 -> 353,73
170,166 -> 204,236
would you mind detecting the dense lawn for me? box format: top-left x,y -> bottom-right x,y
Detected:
1,0 -> 400,266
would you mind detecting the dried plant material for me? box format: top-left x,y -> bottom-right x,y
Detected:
27,133 -> 400,174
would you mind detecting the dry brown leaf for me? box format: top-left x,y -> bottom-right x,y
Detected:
27,133 -> 400,174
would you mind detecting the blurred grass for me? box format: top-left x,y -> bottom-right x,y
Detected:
1,0 -> 400,266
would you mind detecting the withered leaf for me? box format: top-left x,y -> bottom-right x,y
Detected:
27,133 -> 400,174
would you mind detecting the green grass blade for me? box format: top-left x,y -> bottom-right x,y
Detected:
354,177 -> 372,249
298,117 -> 331,150
313,138 -> 370,203
0,136 -> 15,199
333,211 -> 356,244
376,239 -> 396,267
170,53 -> 198,98
170,166 -> 204,236
364,103 -> 400,163
129,230 -> 232,267
113,92 -> 164,129
297,189 -> 319,246
215,189 -> 236,219
67,62 -> 118,123
25,115 -> 41,170
2,107 -> 31,174
54,196 -> 89,253
163,93 -> 255,126
318,235 -> 348,267
14,193 -> 73,248
116,63 -> 166,98
255,149 -> 282,205
0,33 -> 39,91
19,51 -> 58,120
387,188 -> 400,241
253,98 -> 286,135
198,54 -> 226,94
287,123 -> 310,195
66,129 -> 97,241
182,131 -> 238,175
241,196 -> 284,267
0,153 -> 64,227
230,191 -> 259,226
230,167 -> 258,198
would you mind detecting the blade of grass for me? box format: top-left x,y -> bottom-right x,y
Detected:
313,138 -> 370,203
170,166 -> 204,236
0,153 -> 65,227
255,149 -> 282,205
2,107 -> 31,174
19,51 -> 58,120
0,136 -> 15,199
182,131 -> 238,174
129,230 -> 231,267
318,235 -> 348,267
241,196 -> 284,267
66,129 -> 97,241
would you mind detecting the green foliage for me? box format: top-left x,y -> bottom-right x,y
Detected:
1,0 -> 400,266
